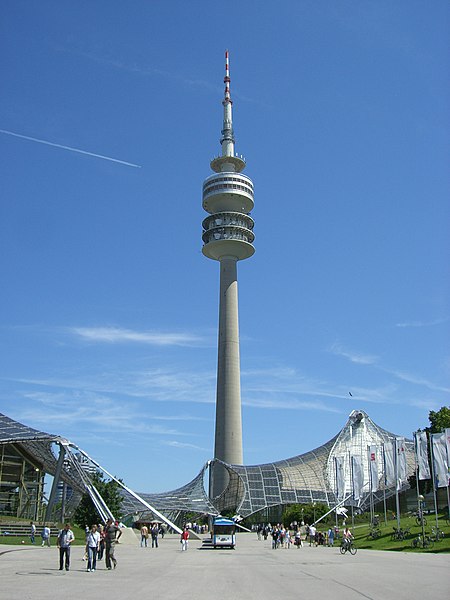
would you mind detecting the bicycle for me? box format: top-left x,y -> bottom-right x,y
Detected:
430,527 -> 444,542
367,527 -> 381,540
415,512 -> 427,527
411,535 -> 434,550
340,539 -> 357,555
391,526 -> 410,541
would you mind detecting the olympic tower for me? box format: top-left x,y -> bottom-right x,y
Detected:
202,52 -> 255,498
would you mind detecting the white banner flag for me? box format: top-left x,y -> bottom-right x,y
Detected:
383,442 -> 395,488
432,433 -> 449,488
335,456 -> 346,501
352,455 -> 364,501
396,437 -> 407,490
414,431 -> 431,480
368,445 -> 379,492
445,429 -> 450,475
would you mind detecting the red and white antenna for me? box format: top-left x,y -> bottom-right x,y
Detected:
224,49 -> 232,104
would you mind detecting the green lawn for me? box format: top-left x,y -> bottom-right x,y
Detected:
351,514 -> 450,553
0,523 -> 86,546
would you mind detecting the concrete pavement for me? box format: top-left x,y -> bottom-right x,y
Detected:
0,533 -> 448,600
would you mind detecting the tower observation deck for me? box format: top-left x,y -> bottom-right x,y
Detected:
202,51 -> 255,499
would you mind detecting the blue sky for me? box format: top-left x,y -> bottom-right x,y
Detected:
0,1 -> 448,493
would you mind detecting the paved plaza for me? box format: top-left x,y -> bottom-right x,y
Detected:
0,532 -> 448,600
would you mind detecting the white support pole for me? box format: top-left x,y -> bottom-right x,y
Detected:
70,444 -> 182,534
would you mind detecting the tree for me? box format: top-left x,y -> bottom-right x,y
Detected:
282,502 -> 328,526
73,471 -> 124,528
426,406 -> 450,434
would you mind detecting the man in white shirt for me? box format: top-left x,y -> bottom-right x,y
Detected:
309,524 -> 316,546
41,525 -> 51,547
57,524 -> 75,571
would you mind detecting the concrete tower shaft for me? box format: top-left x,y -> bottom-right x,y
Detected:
214,257 -> 243,466
202,51 -> 255,498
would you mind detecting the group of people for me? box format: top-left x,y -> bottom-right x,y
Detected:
56,518 -> 122,572
139,523 -> 165,548
305,524 -> 336,546
256,522 -> 349,549
29,521 -> 50,546
139,523 -> 190,551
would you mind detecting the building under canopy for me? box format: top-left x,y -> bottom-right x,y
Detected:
0,410 -> 415,526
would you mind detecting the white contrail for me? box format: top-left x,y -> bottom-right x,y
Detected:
0,128 -> 142,168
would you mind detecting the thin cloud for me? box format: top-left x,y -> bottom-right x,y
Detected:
396,317 -> 448,328
379,367 -> 450,394
327,341 -> 448,396
18,391 -> 194,437
0,129 -> 141,168
70,326 -> 204,346
163,440 -> 209,451
6,366 -> 216,406
328,342 -> 378,365
58,45 -> 256,103
243,397 -> 341,413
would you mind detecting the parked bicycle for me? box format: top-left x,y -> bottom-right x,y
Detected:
340,539 -> 357,555
430,526 -> 444,542
411,534 -> 434,549
367,527 -> 381,540
415,511 -> 427,527
391,526 -> 410,541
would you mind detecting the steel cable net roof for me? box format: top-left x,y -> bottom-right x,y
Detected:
0,411 -> 416,520
0,412 -> 87,495
213,410 -> 415,516
119,463 -> 218,516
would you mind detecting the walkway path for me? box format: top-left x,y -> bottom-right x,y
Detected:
0,533 -> 448,600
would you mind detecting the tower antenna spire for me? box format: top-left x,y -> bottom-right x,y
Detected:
221,50 -> 235,159
224,49 -> 232,104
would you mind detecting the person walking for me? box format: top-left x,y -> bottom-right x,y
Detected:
105,519 -> 122,570
57,524 -> 75,571
309,524 -> 316,546
180,527 -> 189,551
97,525 -> 106,560
41,524 -> 51,547
151,523 -> 159,548
327,527 -> 335,547
86,524 -> 100,572
140,524 -> 149,547
294,530 -> 303,548
30,521 -> 36,545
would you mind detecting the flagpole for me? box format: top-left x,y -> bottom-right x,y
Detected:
446,429 -> 450,521
382,443 -> 388,525
429,433 -> 440,532
334,456 -> 340,530
350,452 -> 355,533
367,445 -> 373,525
394,439 -> 401,531
414,432 -> 421,519
446,486 -> 450,521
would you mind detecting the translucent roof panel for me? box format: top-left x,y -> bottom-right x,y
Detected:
213,411 -> 415,517
0,413 -> 60,443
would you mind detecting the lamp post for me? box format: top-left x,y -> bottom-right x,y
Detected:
418,495 -> 426,547
34,468 -> 40,522
313,502 -> 316,525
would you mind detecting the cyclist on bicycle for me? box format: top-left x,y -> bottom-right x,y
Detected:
343,527 -> 353,548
